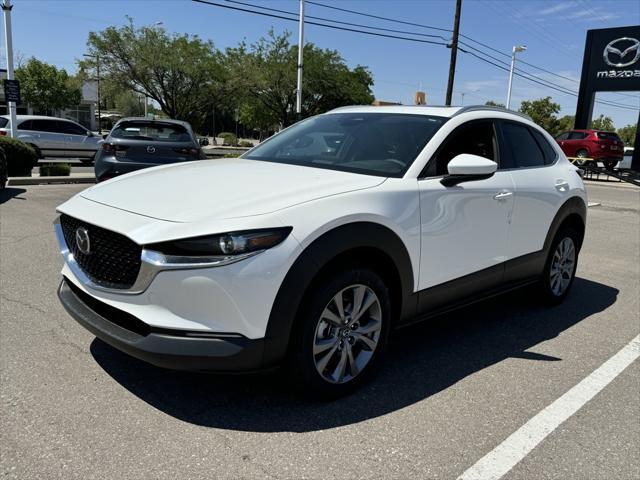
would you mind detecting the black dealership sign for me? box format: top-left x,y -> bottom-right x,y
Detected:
575,25 -> 640,172
3,79 -> 21,104
575,25 -> 640,127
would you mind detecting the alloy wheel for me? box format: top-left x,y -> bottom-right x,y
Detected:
312,284 -> 382,384
549,237 -> 576,296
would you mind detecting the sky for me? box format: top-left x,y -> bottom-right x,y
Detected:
1,0 -> 639,128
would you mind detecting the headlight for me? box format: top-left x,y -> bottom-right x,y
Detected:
147,227 -> 293,256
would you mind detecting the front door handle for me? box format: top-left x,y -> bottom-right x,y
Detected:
494,190 -> 513,201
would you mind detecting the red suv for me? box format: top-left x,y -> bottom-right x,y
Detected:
554,130 -> 624,170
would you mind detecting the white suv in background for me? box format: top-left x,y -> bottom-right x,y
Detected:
55,105 -> 587,397
0,115 -> 101,163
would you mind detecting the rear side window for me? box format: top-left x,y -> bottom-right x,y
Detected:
30,119 -> 62,133
110,121 -> 191,142
568,132 -> 587,140
500,122 -> 546,169
531,129 -> 558,165
596,132 -> 620,141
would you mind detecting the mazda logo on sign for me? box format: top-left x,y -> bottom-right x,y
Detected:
75,227 -> 91,255
147,146 -> 156,154
603,37 -> 640,68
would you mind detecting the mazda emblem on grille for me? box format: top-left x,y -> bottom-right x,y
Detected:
147,146 -> 156,153
75,227 -> 91,255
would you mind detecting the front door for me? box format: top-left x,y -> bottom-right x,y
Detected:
418,120 -> 514,294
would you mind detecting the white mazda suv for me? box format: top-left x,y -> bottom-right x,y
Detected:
56,105 -> 587,396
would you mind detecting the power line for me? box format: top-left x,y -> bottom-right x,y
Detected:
225,0 -> 446,40
305,0 -> 452,34
194,0 -> 637,111
192,0 -> 447,46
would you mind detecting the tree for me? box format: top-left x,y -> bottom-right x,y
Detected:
591,114 -> 615,131
485,100 -> 505,108
519,97 -> 560,134
555,115 -> 575,136
618,124 -> 637,146
82,19 -> 224,127
225,31 -> 374,129
15,58 -> 82,114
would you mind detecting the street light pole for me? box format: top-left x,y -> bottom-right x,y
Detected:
2,0 -> 18,138
83,53 -> 101,133
506,45 -> 527,110
295,0 -> 305,118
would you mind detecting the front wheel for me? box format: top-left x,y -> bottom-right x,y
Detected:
289,268 -> 391,398
539,227 -> 580,304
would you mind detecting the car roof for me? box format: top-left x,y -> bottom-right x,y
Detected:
0,114 -> 80,122
326,104 -> 533,122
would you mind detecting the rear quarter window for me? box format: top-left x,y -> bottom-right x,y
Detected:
531,129 -> 558,165
0,118 -> 8,128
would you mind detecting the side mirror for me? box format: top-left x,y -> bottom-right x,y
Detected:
441,154 -> 497,186
86,131 -> 93,137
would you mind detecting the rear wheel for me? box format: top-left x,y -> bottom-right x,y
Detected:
575,149 -> 595,167
289,268 -> 391,398
539,227 -> 580,304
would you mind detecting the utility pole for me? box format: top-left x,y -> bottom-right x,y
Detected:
460,92 -> 465,106
445,0 -> 462,106
2,0 -> 17,138
295,0 -> 305,118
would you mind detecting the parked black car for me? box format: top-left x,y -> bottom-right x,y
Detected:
94,118 -> 206,182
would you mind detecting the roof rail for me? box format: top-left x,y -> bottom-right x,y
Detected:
452,105 -> 533,122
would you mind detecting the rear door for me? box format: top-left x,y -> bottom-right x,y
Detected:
29,119 -> 68,156
497,121 -> 567,278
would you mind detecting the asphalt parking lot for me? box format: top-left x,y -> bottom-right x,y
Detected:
1,181 -> 638,479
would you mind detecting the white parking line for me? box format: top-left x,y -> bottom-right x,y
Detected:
458,334 -> 640,480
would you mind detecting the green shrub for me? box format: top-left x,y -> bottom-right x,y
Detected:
39,163 -> 71,176
222,153 -> 240,158
0,136 -> 38,176
219,132 -> 237,146
238,140 -> 254,148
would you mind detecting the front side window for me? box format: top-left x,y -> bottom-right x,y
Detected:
110,121 -> 192,142
555,132 -> 569,141
244,113 -> 447,177
568,131 -> 587,140
422,120 -> 497,177
501,122 -> 546,168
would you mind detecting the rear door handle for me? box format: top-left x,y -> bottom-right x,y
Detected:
494,190 -> 513,201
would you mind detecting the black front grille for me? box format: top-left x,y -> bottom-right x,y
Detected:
60,214 -> 142,289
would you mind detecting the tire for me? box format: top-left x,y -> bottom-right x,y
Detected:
576,149 -> 588,159
538,227 -> 580,305
603,160 -> 617,171
288,268 -> 391,398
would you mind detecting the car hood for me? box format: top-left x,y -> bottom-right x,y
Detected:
80,158 -> 386,223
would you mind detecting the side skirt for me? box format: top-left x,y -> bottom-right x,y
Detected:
401,250 -> 545,328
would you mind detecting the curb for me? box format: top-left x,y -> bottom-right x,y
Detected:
8,176 -> 96,186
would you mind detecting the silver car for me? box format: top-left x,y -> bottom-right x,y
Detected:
0,115 -> 102,164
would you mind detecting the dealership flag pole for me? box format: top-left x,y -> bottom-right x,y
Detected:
2,0 -> 17,138
296,0 -> 305,117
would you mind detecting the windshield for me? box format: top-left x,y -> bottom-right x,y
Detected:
244,113 -> 447,177
111,121 -> 192,142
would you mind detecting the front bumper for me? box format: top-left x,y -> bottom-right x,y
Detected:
58,277 -> 265,371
